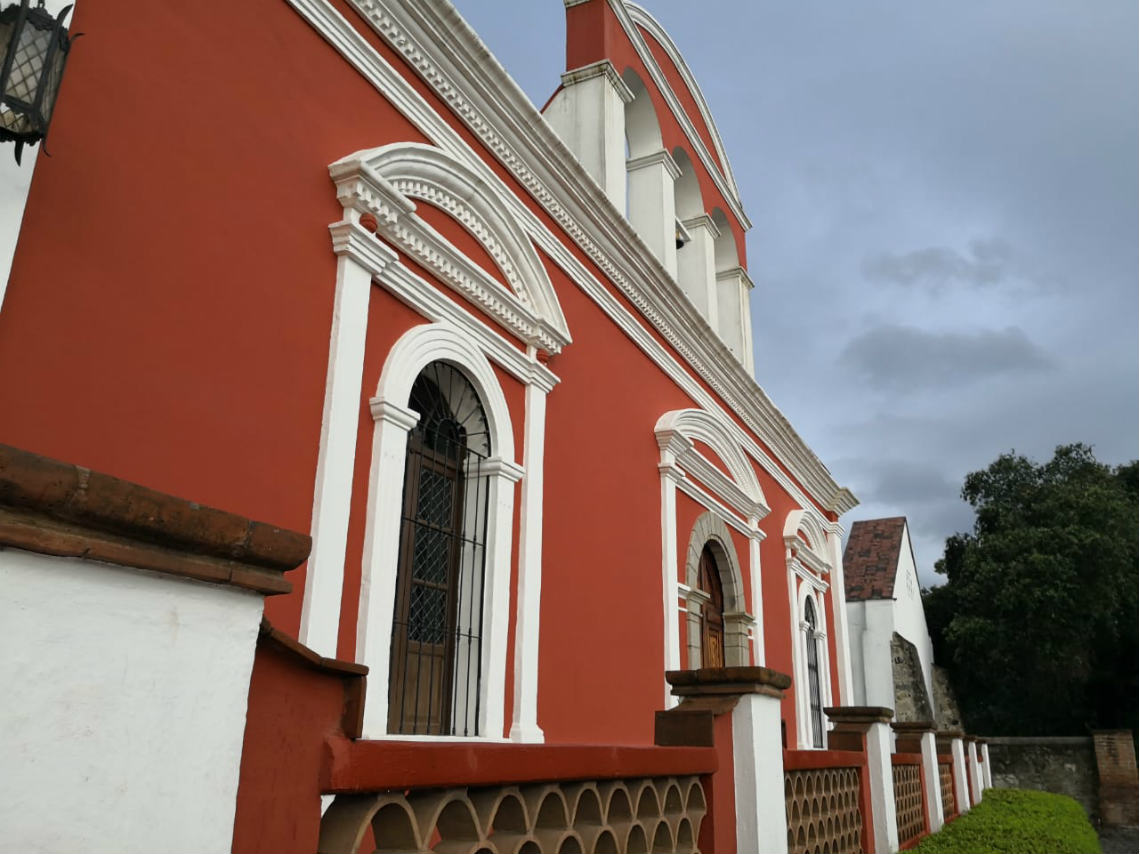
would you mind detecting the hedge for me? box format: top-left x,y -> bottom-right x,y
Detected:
912,788 -> 1101,854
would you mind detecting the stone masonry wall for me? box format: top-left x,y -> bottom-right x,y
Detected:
987,737 -> 1098,818
890,633 -> 933,723
930,666 -> 962,730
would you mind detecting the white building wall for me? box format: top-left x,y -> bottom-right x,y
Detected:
0,550 -> 263,854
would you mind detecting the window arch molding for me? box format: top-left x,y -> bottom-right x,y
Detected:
329,142 -> 570,354
784,508 -> 836,748
358,321 -> 523,740
683,511 -> 752,668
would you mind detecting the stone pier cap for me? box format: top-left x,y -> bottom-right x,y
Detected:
666,666 -> 792,700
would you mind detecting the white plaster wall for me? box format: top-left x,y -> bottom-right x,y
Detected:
0,549 -> 264,854
848,598 -> 896,708
890,525 -> 935,702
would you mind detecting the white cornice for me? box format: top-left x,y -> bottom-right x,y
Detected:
716,265 -> 754,290
560,59 -> 634,103
287,0 -> 856,518
625,149 -> 681,179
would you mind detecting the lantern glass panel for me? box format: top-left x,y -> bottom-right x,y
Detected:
39,32 -> 63,120
4,17 -> 51,104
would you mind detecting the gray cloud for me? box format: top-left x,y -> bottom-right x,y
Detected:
841,325 -> 1053,389
862,238 -> 1015,290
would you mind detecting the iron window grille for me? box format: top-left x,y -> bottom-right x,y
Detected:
389,361 -> 491,737
805,597 -> 825,748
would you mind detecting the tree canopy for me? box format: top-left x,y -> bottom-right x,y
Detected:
923,444 -> 1137,736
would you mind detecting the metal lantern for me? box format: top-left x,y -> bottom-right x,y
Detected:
0,1 -> 73,164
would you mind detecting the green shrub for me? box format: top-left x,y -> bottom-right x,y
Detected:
912,788 -> 1101,854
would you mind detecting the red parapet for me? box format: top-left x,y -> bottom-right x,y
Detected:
782,748 -> 866,771
323,736 -> 718,793
891,753 -> 923,765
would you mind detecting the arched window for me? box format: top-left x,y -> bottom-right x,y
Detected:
697,544 -> 725,668
804,597 -> 824,748
389,361 -> 491,736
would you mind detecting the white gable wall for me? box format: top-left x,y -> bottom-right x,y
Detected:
845,521 -> 936,715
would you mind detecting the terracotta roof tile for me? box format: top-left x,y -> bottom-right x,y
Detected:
843,517 -> 907,601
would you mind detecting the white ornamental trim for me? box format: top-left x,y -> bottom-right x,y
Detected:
285,0 -> 856,518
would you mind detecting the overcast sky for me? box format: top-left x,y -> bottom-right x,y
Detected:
450,0 -> 1138,586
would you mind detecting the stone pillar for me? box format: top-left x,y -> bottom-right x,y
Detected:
715,266 -> 755,374
0,444 -> 307,853
1092,730 -> 1139,826
542,60 -> 633,211
893,722 -> 943,834
657,667 -> 793,854
979,740 -> 993,789
627,150 -> 681,276
937,730 -> 969,815
826,707 -> 898,854
677,213 -> 719,324
966,737 -> 983,805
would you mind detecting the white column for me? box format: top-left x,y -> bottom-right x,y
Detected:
479,458 -> 524,740
732,693 -> 790,854
677,214 -> 719,323
981,742 -> 993,789
866,719 -> 901,854
825,525 -> 855,705
920,730 -> 945,833
510,367 -> 554,743
951,737 -> 970,814
627,150 -> 680,277
301,225 -> 398,657
748,522 -> 765,665
967,740 -> 983,805
659,462 -> 682,707
542,60 -> 633,212
357,400 -> 419,738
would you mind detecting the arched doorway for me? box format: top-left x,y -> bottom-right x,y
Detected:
697,544 -> 725,668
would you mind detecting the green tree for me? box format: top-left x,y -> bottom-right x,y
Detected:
923,444 -> 1137,736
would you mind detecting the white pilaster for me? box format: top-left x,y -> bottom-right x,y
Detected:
627,150 -> 681,277
357,400 -> 419,737
748,522 -> 765,665
981,742 -> 993,789
542,60 -> 633,212
920,730 -> 944,833
677,214 -> 719,323
510,366 -> 555,743
825,524 -> 855,705
732,693 -> 789,854
659,461 -> 682,707
302,229 -> 398,657
480,457 -> 525,740
866,719 -> 900,854
715,265 -> 755,374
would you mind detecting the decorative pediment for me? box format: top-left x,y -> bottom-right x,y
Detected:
330,143 -> 571,354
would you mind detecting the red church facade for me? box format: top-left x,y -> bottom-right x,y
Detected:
0,1 -> 987,852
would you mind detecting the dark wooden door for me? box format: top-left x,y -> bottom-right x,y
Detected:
388,432 -> 465,735
698,545 -> 725,668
